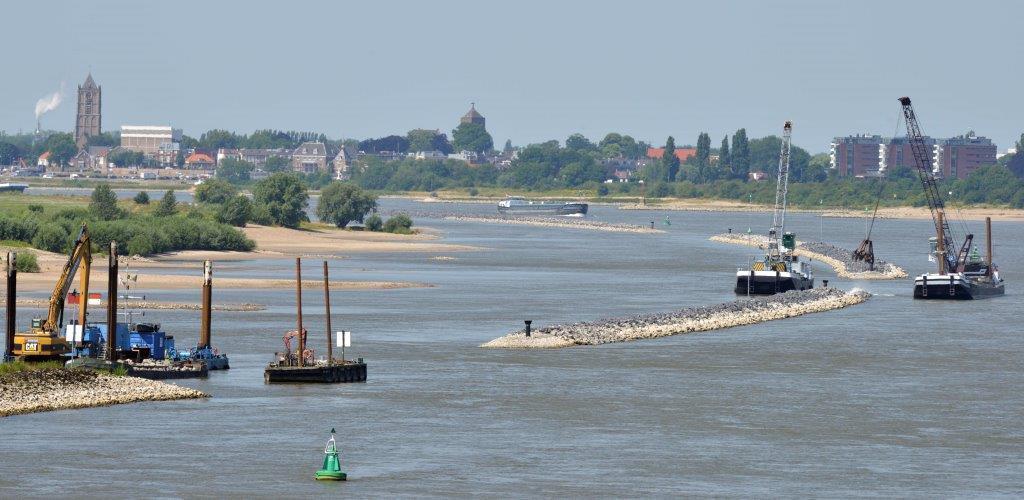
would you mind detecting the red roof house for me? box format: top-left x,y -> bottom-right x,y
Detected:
646,147 -> 697,163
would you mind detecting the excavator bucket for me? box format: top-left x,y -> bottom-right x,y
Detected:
852,239 -> 875,270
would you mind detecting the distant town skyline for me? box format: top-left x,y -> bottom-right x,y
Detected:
3,0 -> 1022,153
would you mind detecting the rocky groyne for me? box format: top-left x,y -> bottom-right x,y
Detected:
709,233 -> 907,280
482,287 -> 870,349
0,368 -> 208,418
15,298 -> 264,311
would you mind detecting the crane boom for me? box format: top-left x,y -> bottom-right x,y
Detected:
768,121 -> 793,254
898,97 -> 965,273
44,224 -> 92,333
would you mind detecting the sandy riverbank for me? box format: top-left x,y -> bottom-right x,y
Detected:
443,215 -> 664,233
482,288 -> 870,349
709,233 -> 907,280
620,199 -> 1024,222
0,368 -> 207,418
1,223 -> 464,293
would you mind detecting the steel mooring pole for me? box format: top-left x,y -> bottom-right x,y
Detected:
323,261 -> 333,366
296,258 -> 304,367
199,260 -> 212,350
106,242 -> 118,361
5,252 -> 16,361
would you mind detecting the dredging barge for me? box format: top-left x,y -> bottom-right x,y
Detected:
264,259 -> 367,384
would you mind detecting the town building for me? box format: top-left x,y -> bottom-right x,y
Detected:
332,147 -> 354,179
185,152 -> 216,170
70,146 -> 110,173
291,141 -> 328,173
448,150 -> 480,164
120,125 -> 182,155
460,103 -> 485,127
75,74 -> 102,149
646,146 -> 697,163
413,150 -> 447,160
832,133 -> 995,180
216,148 -> 292,168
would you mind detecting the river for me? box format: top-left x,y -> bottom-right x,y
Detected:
1,197 -> 1022,497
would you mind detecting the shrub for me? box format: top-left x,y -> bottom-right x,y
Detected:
383,213 -> 413,234
133,191 -> 150,204
364,213 -> 383,231
316,182 -> 377,228
597,184 -> 609,196
28,204 -> 44,213
32,223 -> 70,253
0,216 -> 39,242
468,187 -> 479,197
195,179 -> 238,204
253,172 -> 309,228
11,252 -> 40,273
216,195 -> 253,227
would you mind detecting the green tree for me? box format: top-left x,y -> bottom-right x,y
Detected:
153,190 -> 178,217
44,133 -> 76,168
662,136 -> 680,182
199,129 -> 242,150
731,128 -> 750,179
216,158 -> 255,184
89,183 -> 123,220
452,122 -> 493,153
85,131 -> 119,147
364,213 -> 383,231
195,178 -> 238,204
264,155 -> 290,173
383,213 -> 414,234
719,135 -> 730,172
32,223 -> 70,253
216,195 -> 253,227
316,182 -> 377,228
565,133 -> 596,151
695,132 -> 712,182
108,149 -> 145,167
503,139 -> 513,153
407,129 -> 452,153
0,142 -> 21,164
253,172 -> 309,228
133,191 -> 150,204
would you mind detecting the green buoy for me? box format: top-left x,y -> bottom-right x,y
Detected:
314,428 -> 347,481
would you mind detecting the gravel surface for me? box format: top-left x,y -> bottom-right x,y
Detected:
482,287 -> 870,349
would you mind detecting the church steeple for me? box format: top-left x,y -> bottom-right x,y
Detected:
75,73 -> 102,149
460,102 -> 485,127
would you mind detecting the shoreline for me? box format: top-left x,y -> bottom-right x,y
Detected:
709,233 -> 908,280
14,298 -> 264,311
0,369 -> 207,418
482,288 -> 870,349
442,215 -> 664,233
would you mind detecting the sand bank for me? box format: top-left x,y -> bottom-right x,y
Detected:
620,199 -> 1024,222
482,288 -> 870,349
443,215 -> 664,233
15,298 -> 264,311
0,368 -> 207,418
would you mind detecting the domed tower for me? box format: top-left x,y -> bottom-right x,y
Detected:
460,103 -> 485,128
75,73 -> 102,149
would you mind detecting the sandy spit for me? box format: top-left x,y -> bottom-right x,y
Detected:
443,215 -> 664,234
482,288 -> 870,349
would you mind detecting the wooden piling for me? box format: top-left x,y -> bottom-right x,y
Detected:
986,216 -> 993,275
5,252 -> 15,360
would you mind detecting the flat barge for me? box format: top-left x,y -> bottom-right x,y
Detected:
265,361 -> 366,383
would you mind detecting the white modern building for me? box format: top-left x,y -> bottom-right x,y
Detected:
120,125 -> 183,155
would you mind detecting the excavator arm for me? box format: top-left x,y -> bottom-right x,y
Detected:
42,224 -> 91,334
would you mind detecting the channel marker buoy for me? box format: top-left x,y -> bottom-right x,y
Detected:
314,428 -> 347,481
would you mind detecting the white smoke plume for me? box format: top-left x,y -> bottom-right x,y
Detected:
34,82 -> 66,120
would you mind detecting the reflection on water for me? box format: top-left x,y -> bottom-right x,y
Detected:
1,198 -> 1022,496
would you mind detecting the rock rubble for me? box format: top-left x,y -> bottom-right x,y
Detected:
709,233 -> 907,280
0,368 -> 208,418
482,287 -> 870,349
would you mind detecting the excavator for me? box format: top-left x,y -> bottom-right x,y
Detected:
12,224 -> 92,361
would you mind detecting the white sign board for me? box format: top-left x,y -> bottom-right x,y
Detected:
65,325 -> 84,342
336,331 -> 351,348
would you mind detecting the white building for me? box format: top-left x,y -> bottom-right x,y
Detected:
121,125 -> 183,155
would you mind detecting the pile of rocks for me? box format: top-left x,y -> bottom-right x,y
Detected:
482,287 -> 870,349
0,368 -> 207,418
709,233 -> 907,280
443,215 -> 664,233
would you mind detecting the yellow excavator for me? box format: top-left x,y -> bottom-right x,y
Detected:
12,224 -> 92,361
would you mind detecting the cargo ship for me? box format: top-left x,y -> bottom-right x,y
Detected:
497,196 -> 588,216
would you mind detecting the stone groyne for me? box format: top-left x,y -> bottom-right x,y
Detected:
15,298 -> 264,312
0,368 -> 208,418
709,233 -> 907,280
482,287 -> 870,349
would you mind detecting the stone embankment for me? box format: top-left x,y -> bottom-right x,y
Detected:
482,287 -> 870,349
709,233 -> 907,280
0,368 -> 208,417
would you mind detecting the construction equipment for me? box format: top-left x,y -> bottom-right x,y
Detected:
280,328 -> 314,366
851,191 -> 882,270
12,224 -> 91,360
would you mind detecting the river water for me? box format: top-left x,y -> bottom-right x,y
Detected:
1,196 -> 1022,497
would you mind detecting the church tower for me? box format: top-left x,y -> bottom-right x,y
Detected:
460,103 -> 485,128
75,74 -> 102,149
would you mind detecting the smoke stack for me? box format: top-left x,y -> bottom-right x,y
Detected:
106,242 -> 118,361
6,253 -> 16,361
199,261 -> 212,349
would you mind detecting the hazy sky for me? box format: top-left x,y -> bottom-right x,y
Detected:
4,0 -> 1021,153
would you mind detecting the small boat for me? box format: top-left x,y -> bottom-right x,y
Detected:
314,429 -> 347,481
0,183 -> 28,193
497,196 -> 588,216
